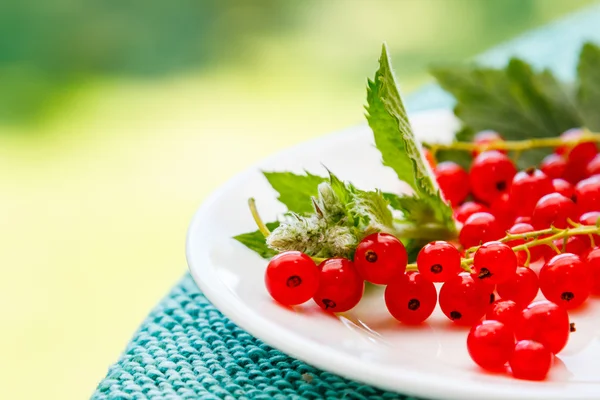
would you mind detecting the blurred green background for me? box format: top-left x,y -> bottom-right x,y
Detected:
0,0 -> 595,398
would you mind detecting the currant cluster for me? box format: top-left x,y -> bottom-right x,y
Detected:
264,232 -> 410,314
262,128 -> 600,382
468,300 -> 568,380
431,128 -> 600,379
431,129 -> 600,308
434,129 -> 600,247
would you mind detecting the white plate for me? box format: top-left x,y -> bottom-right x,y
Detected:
186,109 -> 600,400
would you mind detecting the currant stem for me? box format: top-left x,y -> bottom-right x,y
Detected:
248,198 -> 271,238
524,247 -> 532,267
549,242 -> 561,254
460,224 -> 600,268
423,131 -> 600,156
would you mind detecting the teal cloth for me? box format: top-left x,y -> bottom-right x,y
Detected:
93,5 -> 600,400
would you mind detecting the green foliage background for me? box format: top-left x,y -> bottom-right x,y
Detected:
0,0 -> 593,124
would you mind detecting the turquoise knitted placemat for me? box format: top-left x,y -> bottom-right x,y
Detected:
93,5 -> 600,400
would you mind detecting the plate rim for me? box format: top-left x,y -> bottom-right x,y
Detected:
186,109 -> 598,400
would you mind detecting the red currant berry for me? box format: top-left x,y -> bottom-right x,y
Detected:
264,251 -> 319,306
354,233 -> 407,285
313,258 -> 364,313
573,176 -> 600,215
580,210 -> 600,225
515,300 -> 570,354
417,241 -> 461,282
539,253 -> 592,309
584,247 -> 600,295
467,320 -> 515,371
486,299 -> 520,329
454,201 -> 490,224
556,128 -> 598,184
490,193 -> 516,231
506,222 -> 544,264
540,153 -> 567,179
477,278 -> 497,305
587,154 -> 600,177
551,178 -> 574,199
473,130 -> 506,157
435,161 -> 470,206
473,241 -> 518,285
514,216 -> 532,224
510,168 -> 553,217
470,151 -> 517,204
439,272 -> 489,326
497,267 -> 539,307
556,128 -> 590,155
552,236 -> 590,256
459,212 -> 503,249
385,272 -> 437,325
539,245 -> 560,263
532,193 -> 577,229
509,340 -> 553,381
580,211 -> 600,245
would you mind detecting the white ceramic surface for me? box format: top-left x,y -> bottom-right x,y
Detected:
186,109 -> 600,400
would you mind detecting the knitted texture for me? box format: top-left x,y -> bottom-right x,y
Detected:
93,5 -> 600,399
93,274 -> 412,400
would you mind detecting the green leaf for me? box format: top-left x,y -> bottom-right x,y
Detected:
367,44 -> 433,195
233,221 -> 281,259
265,171 -> 401,259
326,169 -> 353,208
263,171 -> 326,214
383,192 -> 432,222
366,53 -> 415,190
432,61 -> 581,140
350,189 -> 393,229
421,193 -> 456,231
578,42 -> 600,131
322,170 -> 394,231
381,191 -> 404,210
431,59 -> 582,168
311,170 -> 352,225
367,44 -> 455,232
